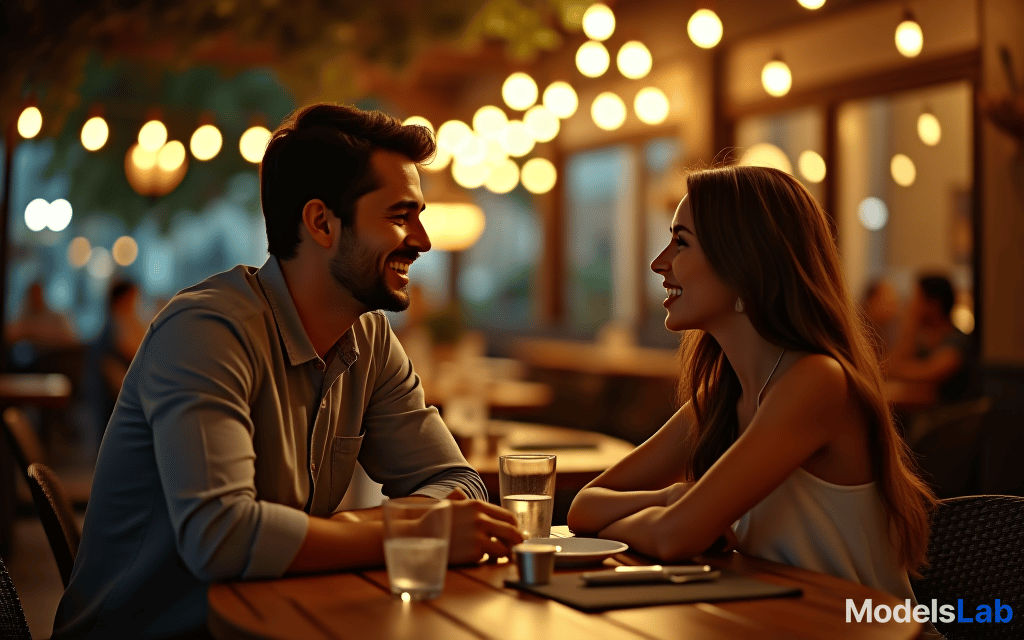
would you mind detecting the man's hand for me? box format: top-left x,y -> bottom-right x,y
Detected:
444,489 -> 523,564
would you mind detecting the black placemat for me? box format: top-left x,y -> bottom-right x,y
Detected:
504,569 -> 802,612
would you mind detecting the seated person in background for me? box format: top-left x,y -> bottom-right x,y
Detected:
90,279 -> 148,431
886,274 -> 973,405
5,280 -> 79,353
567,166 -> 937,617
860,278 -> 900,359
53,103 -> 522,640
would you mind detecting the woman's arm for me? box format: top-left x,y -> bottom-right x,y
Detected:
598,355 -> 851,561
567,403 -> 696,534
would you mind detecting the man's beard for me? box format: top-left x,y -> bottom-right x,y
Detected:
329,228 -> 411,313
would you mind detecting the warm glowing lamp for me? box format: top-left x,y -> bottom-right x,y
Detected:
917,112 -> 941,145
890,153 -> 916,187
895,12 -> 923,58
798,0 -> 826,8
761,59 -> 793,97
473,106 -> 508,140
17,106 -> 42,139
484,158 -> 520,194
798,150 -> 827,183
190,124 -> 223,161
634,87 -> 669,125
240,126 -> 272,163
521,157 -> 557,194
524,105 -> 560,142
591,92 -> 627,131
576,41 -> 610,78
617,41 -> 652,79
582,3 -> 615,41
543,81 -> 579,119
738,143 -> 793,174
502,73 -> 539,111
81,116 -> 109,151
138,120 -> 168,152
420,203 -> 486,251
687,9 -> 723,49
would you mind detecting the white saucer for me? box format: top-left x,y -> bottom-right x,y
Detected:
522,537 -> 629,567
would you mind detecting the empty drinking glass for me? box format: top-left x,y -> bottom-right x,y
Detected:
383,498 -> 452,601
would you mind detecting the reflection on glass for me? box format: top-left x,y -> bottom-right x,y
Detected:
735,106 -> 824,202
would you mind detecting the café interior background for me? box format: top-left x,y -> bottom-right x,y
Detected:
3,0 -> 1024,443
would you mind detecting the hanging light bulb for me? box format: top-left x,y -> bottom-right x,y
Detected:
634,87 -> 670,125
687,9 -> 723,49
138,119 -> 168,152
502,72 -> 539,111
473,106 -> 509,140
591,92 -> 627,131
157,141 -> 186,172
402,116 -> 434,136
524,105 -> 560,142
80,116 -> 109,151
17,106 -> 42,139
543,81 -> 579,119
190,124 -> 223,161
890,153 -> 916,187
761,57 -> 792,97
917,112 -> 941,146
895,10 -> 923,58
617,41 -> 652,79
798,0 -> 826,8
576,41 -> 610,78
483,158 -> 520,194
240,126 -> 272,163
798,150 -> 827,183
581,3 -> 615,41
521,158 -> 557,194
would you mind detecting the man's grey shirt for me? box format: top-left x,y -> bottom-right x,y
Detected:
53,256 -> 484,639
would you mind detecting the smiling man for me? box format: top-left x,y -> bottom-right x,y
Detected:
52,104 -> 522,640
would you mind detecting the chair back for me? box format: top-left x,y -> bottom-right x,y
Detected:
908,397 -> 992,498
26,463 -> 80,589
0,555 -> 32,640
0,408 -> 44,476
912,494 -> 1024,639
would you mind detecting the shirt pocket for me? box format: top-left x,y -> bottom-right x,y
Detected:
328,434 -> 364,511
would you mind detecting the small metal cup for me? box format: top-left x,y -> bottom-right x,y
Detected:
512,543 -> 558,586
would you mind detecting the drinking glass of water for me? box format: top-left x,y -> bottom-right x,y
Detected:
383,498 -> 452,601
498,454 -> 557,539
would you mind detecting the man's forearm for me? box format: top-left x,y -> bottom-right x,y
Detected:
411,467 -> 487,502
286,517 -> 386,574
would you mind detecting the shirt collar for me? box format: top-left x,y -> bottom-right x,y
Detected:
257,255 -> 359,368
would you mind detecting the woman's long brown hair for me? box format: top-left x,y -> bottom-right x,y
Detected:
678,165 -> 936,576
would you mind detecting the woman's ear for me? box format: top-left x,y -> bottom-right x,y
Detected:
301,199 -> 334,249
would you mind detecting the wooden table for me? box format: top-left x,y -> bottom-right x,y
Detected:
424,380 -> 555,413
464,420 -> 636,497
209,548 -> 921,640
514,338 -> 679,379
0,373 -> 71,408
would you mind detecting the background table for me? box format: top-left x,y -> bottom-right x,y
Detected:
209,549 -> 921,640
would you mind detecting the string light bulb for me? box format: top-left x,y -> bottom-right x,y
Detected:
543,81 -> 579,119
617,41 -> 652,79
138,119 -> 168,152
576,41 -> 610,78
917,112 -> 941,146
895,10 -> 923,58
761,57 -> 793,97
17,106 -> 42,139
581,3 -> 615,41
240,126 -> 272,163
190,124 -> 223,161
591,92 -> 627,131
80,116 -> 109,151
687,9 -> 723,49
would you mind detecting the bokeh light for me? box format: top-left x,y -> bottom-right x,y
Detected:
502,73 -> 539,111
543,81 -> 579,119
81,116 -> 109,151
798,150 -> 827,183
17,107 -> 42,139
24,199 -> 49,232
798,0 -> 826,8
112,236 -> 139,266
437,120 -> 473,154
524,105 -> 560,142
190,124 -> 223,161
634,87 -> 670,125
895,18 -> 923,57
67,237 -> 92,268
687,9 -> 723,49
402,116 -> 434,136
157,141 -> 186,172
890,153 -> 916,187
582,3 -> 615,41
484,158 -> 520,194
451,159 -> 491,189
617,41 -> 652,79
917,112 -> 941,146
521,157 -> 557,194
239,126 -> 272,163
138,120 -> 168,152
454,133 -> 488,167
738,143 -> 793,174
761,60 -> 793,97
420,203 -> 486,251
858,197 -> 889,230
48,199 -> 73,232
592,92 -> 627,131
422,145 -> 453,172
576,41 -> 610,78
473,106 -> 508,140
499,120 -> 535,157
87,246 -> 115,279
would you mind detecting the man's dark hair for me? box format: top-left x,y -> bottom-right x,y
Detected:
259,103 -> 436,259
918,274 -> 955,319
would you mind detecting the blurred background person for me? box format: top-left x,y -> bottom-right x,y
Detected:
860,278 -> 900,360
887,274 -> 975,407
5,280 -> 79,357
81,279 -> 149,444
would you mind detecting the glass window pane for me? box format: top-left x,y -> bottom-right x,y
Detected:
735,106 -> 825,203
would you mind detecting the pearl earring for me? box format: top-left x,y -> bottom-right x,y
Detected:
735,298 -> 744,313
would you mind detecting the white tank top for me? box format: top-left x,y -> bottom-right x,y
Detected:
733,466 -> 917,603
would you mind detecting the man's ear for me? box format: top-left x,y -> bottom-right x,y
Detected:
301,199 -> 334,249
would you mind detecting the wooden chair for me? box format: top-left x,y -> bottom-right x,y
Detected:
0,555 -> 32,640
907,397 -> 992,498
26,463 -> 80,589
1,407 -> 91,510
912,495 -> 1024,639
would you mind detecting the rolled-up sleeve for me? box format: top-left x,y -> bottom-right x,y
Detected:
139,309 -> 308,581
358,317 -> 487,501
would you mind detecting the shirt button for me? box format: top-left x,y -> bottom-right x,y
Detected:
320,399 -> 327,409
315,361 -> 325,371
311,462 -> 316,472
